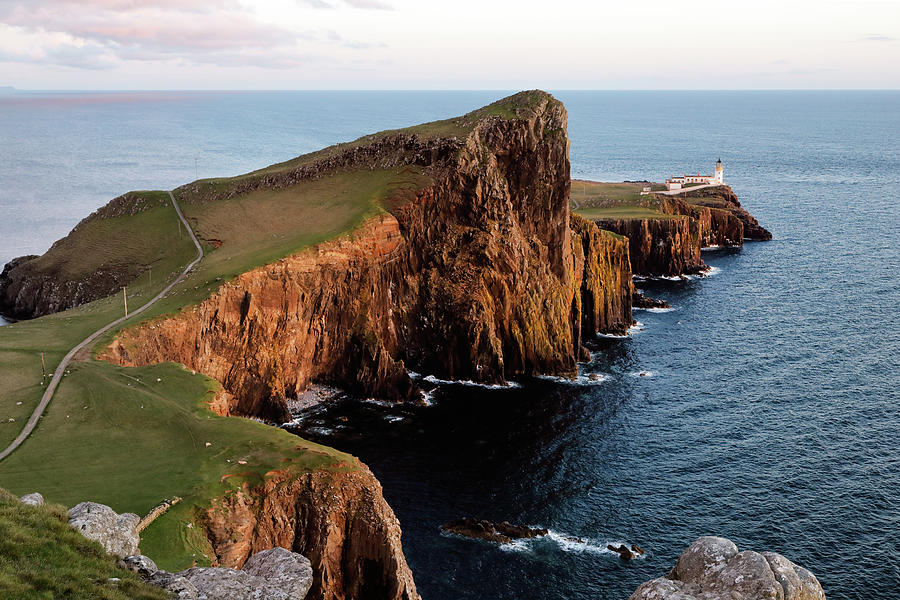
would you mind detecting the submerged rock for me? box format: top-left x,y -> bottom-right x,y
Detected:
67,501 -> 140,558
441,517 -> 548,544
629,536 -> 825,600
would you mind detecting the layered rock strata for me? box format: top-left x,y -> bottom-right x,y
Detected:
592,213 -> 704,277
630,536 -> 825,600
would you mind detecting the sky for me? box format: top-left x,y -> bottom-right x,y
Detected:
0,0 -> 897,90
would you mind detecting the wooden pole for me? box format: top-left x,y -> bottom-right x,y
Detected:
123,287 -> 128,317
40,352 -> 46,385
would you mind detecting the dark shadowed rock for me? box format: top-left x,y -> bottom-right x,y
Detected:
120,555 -> 159,577
67,501 -> 140,558
441,517 -> 548,544
632,291 -> 670,309
630,536 -> 825,600
607,543 -> 635,560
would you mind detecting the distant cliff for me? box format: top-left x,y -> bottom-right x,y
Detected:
591,186 -> 770,277
104,91 -> 633,420
0,192 -> 180,320
680,185 -> 772,241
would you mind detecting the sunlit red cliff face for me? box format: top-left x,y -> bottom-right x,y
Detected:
104,91 -> 633,422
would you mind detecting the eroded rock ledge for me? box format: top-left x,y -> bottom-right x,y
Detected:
630,536 -> 825,600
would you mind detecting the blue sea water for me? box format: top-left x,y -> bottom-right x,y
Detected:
1,91 -> 898,599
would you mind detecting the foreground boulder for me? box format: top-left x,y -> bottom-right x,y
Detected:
179,547 -> 313,600
68,501 -> 141,557
125,547 -> 313,600
441,517 -> 548,544
630,536 -> 825,600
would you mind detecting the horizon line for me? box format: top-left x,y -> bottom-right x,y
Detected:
3,87 -> 900,93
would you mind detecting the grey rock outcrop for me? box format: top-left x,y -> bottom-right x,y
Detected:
178,548 -> 312,600
19,492 -> 44,506
120,554 -> 159,577
67,501 -> 141,558
146,571 -> 200,600
630,536 -> 825,600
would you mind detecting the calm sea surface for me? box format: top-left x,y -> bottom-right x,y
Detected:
1,91 -> 898,599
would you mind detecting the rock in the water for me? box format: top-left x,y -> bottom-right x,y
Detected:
441,518 -> 548,544
120,555 -> 159,577
632,291 -> 671,310
607,543 -> 635,560
629,536 -> 826,600
19,492 -> 44,506
68,501 -> 140,558
169,547 -> 312,600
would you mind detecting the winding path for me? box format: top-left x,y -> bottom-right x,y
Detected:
0,191 -> 203,462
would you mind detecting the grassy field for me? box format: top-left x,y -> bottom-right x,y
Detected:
0,169 -> 403,570
0,487 -> 168,599
571,180 -> 682,220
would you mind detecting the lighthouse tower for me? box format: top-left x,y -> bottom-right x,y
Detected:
714,158 -> 724,184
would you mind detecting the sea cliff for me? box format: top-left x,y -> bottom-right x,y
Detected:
103,91 -> 632,419
590,187 -> 770,277
202,462 -> 418,600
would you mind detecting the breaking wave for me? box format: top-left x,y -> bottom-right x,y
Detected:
422,374 -> 522,389
497,530 -> 646,559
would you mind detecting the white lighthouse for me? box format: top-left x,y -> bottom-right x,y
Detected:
665,160 -> 725,191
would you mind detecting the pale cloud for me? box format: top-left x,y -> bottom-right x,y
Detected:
296,0 -> 393,9
861,34 -> 895,42
0,0 -> 383,70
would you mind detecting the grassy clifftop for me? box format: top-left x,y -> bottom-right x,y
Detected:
571,180 -> 683,220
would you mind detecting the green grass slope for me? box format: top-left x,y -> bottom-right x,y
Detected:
571,180 -> 683,220
0,488 -> 168,600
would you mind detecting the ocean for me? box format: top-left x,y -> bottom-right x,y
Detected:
1,91 -> 898,599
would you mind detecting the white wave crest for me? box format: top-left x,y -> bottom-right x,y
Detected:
534,373 -> 611,385
422,375 -> 521,389
633,306 -> 675,313
363,398 -> 395,408
629,370 -> 656,378
497,529 -> 646,559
